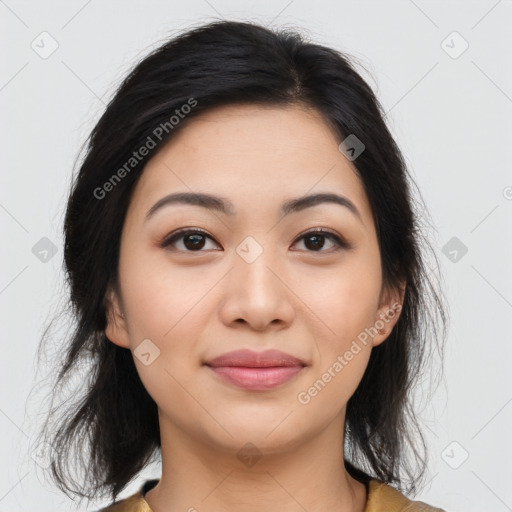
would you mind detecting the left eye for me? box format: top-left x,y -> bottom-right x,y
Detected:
293,229 -> 348,252
160,228 -> 348,253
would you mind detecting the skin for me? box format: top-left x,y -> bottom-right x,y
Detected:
105,103 -> 404,512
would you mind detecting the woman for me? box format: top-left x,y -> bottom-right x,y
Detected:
35,19 -> 447,512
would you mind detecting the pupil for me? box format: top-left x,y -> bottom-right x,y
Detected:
185,234 -> 205,250
306,234 -> 324,251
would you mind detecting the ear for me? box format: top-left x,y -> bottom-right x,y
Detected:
371,280 -> 406,348
104,286 -> 130,349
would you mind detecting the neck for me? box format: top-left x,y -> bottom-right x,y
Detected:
144,412 -> 368,512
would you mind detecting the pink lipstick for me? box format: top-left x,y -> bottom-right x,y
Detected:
204,349 -> 306,391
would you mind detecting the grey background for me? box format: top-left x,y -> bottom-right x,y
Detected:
1,1 -> 511,511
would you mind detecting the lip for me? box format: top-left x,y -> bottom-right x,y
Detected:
204,349 -> 306,391
205,349 -> 306,368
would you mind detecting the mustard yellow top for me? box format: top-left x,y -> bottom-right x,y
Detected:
98,479 -> 446,511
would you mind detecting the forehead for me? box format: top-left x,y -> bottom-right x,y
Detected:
128,104 -> 372,224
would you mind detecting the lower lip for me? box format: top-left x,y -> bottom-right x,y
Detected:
206,365 -> 304,391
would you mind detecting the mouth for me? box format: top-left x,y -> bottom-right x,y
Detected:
204,348 -> 306,391
205,365 -> 305,391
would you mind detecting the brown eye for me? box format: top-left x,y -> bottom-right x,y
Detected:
161,229 -> 220,252
292,229 -> 349,252
160,228 -> 349,254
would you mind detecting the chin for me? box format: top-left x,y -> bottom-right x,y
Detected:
200,415 -> 311,455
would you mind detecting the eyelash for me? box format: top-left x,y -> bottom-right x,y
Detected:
160,228 -> 349,253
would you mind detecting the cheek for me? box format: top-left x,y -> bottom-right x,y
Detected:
297,260 -> 382,345
292,257 -> 381,404
297,272 -> 378,411
117,249 -> 217,404
298,347 -> 371,415
120,246 -> 216,342
120,260 -> 210,418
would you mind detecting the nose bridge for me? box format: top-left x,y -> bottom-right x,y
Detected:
234,234 -> 281,296
220,233 -> 295,329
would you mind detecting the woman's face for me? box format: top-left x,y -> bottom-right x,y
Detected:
105,103 -> 403,457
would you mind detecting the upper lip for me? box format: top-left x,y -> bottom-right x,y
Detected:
205,349 -> 306,368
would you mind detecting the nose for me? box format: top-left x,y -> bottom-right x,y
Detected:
218,248 -> 296,332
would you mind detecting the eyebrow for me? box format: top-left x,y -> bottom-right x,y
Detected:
145,191 -> 363,223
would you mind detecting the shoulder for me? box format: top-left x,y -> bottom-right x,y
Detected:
365,479 -> 446,512
95,478 -> 446,512
97,493 -> 150,512
95,480 -> 158,512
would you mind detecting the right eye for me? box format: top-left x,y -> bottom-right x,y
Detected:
160,228 -> 222,252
